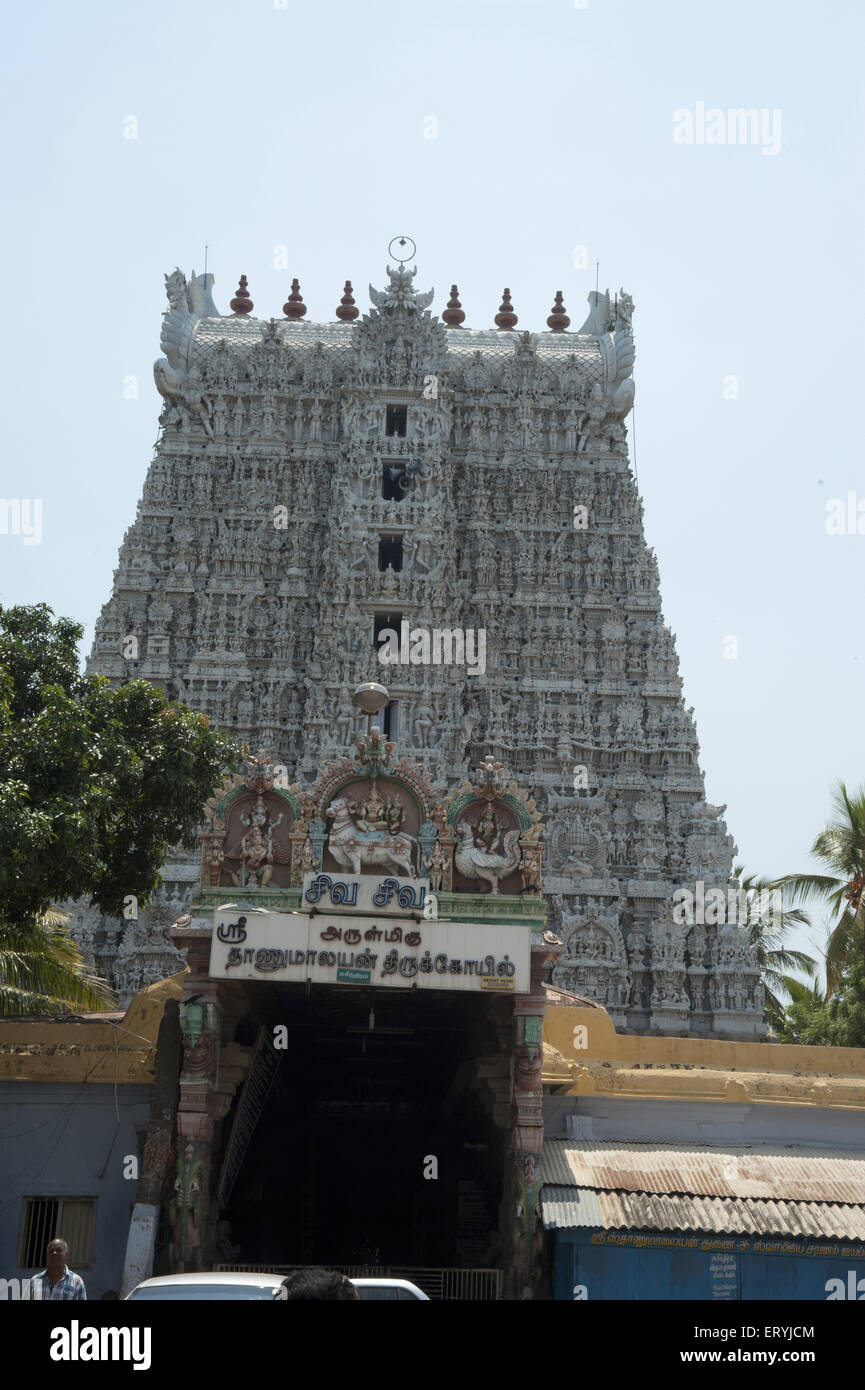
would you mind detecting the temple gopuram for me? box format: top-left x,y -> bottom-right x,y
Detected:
81,251 -> 763,1038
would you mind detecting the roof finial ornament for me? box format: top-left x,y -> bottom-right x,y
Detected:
475,754 -> 504,799
494,288 -> 517,330
336,280 -> 359,322
442,285 -> 466,327
388,234 -> 416,266
369,247 -> 434,313
229,274 -> 253,316
283,278 -> 307,320
547,291 -> 570,332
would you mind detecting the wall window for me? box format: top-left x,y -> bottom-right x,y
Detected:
378,535 -> 404,572
373,612 -> 403,647
383,700 -> 399,740
385,404 -> 408,438
18,1198 -> 96,1269
382,463 -> 406,501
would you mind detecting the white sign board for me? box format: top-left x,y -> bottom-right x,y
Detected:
210,906 -> 529,993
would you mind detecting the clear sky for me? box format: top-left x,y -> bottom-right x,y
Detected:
1,0 -> 862,964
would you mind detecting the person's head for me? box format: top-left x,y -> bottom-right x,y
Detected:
46,1238 -> 68,1272
278,1269 -> 359,1301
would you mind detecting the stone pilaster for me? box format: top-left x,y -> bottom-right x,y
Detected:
504,941 -> 556,1299
169,921 -> 223,1272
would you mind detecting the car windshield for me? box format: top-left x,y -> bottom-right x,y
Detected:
128,1283 -> 279,1300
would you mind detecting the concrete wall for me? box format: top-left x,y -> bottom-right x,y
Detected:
543,1094 -> 865,1149
0,1082 -> 151,1299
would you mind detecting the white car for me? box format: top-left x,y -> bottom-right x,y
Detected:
126,1272 -> 284,1300
352,1278 -> 429,1301
126,1272 -> 430,1301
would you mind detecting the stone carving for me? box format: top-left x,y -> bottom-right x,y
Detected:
368,263 -> 435,313
454,818 -> 522,895
154,269 -> 219,399
325,796 -> 418,877
427,839 -> 446,891
225,795 -> 286,889
519,841 -> 542,893
557,902 -> 633,1012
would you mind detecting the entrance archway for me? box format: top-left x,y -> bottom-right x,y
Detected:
217,983 -> 512,1270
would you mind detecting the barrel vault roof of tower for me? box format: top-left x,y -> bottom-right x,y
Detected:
153,261 -> 636,403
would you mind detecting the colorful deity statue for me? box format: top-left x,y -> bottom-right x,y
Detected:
227,795 -> 284,888
349,786 -> 388,832
427,839 -> 445,892
473,806 -> 502,853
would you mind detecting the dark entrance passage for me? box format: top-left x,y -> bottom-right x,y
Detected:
219,984 -> 511,1271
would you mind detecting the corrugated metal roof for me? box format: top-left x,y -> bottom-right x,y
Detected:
539,1185 -> 865,1240
542,1139 -> 865,1205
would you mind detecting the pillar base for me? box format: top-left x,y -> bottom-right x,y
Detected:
120,1202 -> 159,1299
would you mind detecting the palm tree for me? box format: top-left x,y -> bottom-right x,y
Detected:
771,782 -> 865,995
775,974 -> 829,1044
783,975 -> 826,1005
732,865 -> 816,1032
0,908 -> 116,1017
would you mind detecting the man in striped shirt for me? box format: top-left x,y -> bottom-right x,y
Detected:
30,1238 -> 86,1300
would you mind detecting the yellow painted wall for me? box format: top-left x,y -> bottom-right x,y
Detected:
543,1006 -> 865,1109
0,971 -> 187,1084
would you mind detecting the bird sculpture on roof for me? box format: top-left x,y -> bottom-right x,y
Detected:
369,264 -> 434,312
454,819 -> 522,895
154,269 -> 220,399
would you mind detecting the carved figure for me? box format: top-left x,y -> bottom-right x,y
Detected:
427,839 -> 445,892
226,796 -> 287,888
356,725 -> 395,766
412,696 -> 434,748
520,844 -> 542,893
473,807 -> 502,853
326,796 -> 418,877
205,838 -> 224,886
454,819 -> 522,895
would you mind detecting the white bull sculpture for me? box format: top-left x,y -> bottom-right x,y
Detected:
325,796 -> 418,877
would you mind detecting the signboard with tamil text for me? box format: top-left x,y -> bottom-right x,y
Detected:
301,872 -> 429,916
209,900 -> 529,993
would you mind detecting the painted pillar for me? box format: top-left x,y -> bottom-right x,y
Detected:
169,920 -> 223,1273
119,997 -> 181,1296
505,937 -> 561,1299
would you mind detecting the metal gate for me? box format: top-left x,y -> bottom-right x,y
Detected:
215,1263 -> 502,1300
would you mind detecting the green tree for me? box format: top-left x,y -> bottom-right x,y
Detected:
778,938 -> 865,1048
0,604 -> 238,1014
772,782 -> 865,995
732,865 -> 816,1034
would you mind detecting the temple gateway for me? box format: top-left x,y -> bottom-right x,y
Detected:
121,737 -> 552,1298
